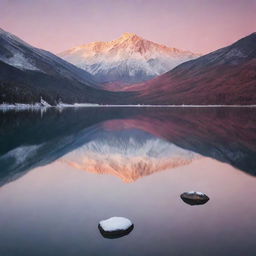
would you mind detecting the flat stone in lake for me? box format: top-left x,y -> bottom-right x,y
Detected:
180,191 -> 209,205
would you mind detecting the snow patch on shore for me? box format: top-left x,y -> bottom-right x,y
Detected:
56,102 -> 100,108
0,103 -> 43,110
1,102 -> 255,111
0,98 -> 51,110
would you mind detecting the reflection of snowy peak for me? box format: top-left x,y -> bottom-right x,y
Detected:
59,33 -> 200,85
61,129 -> 200,182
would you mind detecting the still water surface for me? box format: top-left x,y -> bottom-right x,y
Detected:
0,107 -> 256,256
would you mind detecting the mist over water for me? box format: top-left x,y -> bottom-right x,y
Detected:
0,107 -> 256,256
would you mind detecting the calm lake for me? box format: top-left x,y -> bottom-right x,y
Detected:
0,107 -> 256,256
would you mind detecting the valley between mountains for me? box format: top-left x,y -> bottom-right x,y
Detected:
0,28 -> 255,105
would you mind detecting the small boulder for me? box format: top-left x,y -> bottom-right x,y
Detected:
180,191 -> 209,205
98,217 -> 134,239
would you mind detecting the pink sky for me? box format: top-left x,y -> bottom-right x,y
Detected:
0,0 -> 255,54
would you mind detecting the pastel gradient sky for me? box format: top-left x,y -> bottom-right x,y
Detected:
1,0 -> 255,54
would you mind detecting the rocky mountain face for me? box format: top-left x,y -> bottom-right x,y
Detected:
59,33 -> 199,87
128,33 -> 256,105
0,28 -> 134,105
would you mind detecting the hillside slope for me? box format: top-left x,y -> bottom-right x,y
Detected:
128,33 -> 256,105
0,28 -> 134,104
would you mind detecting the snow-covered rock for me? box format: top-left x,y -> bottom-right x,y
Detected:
99,217 -> 133,232
180,191 -> 209,205
98,217 -> 134,238
59,33 -> 200,85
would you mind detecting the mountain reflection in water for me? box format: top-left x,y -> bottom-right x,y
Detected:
0,107 -> 256,186
60,128 -> 199,183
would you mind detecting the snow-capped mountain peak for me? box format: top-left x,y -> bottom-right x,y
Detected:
116,32 -> 141,42
59,33 -> 201,87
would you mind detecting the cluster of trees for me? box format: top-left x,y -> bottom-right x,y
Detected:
0,81 -> 65,105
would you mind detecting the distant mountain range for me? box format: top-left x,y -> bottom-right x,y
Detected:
0,28 -> 255,105
0,28 -> 133,105
59,32 -> 199,88
128,32 -> 256,105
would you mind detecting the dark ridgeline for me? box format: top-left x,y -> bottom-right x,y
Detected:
128,33 -> 256,105
0,107 -> 256,187
0,28 -> 136,105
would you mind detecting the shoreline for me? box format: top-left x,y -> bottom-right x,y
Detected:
0,103 -> 256,111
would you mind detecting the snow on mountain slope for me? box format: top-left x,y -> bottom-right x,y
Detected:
1,52 -> 39,71
0,28 -> 39,71
59,33 -> 200,85
0,28 -> 97,85
0,28 -> 138,105
127,32 -> 256,105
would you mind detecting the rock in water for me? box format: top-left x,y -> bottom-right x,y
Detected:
180,191 -> 209,205
98,217 -> 134,239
